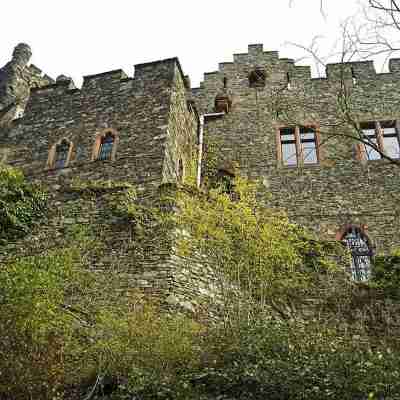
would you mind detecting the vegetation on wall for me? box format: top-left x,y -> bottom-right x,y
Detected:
1,168 -> 400,399
0,164 -> 47,244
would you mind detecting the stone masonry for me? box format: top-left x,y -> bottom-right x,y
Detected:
0,43 -> 400,310
193,44 -> 400,253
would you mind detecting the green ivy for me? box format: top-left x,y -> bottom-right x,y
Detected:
0,165 -> 47,244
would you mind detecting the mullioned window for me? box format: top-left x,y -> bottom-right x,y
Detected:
277,126 -> 320,167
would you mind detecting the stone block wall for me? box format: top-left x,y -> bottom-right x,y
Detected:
192,44 -> 400,253
0,55 -> 198,191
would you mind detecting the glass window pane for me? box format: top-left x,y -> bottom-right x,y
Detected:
282,142 -> 297,166
98,134 -> 114,160
280,127 -> 295,141
361,127 -> 380,160
383,136 -> 400,159
343,227 -> 372,282
302,142 -> 318,164
300,127 -> 316,141
363,136 -> 381,160
382,127 -> 396,136
55,141 -> 69,168
300,128 -> 318,164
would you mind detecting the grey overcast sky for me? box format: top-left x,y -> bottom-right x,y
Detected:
1,0 -> 365,87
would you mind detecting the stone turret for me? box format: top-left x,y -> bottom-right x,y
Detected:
0,43 -> 53,130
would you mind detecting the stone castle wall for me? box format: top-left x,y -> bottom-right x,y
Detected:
192,44 -> 400,253
1,42 -> 400,312
0,57 -> 197,192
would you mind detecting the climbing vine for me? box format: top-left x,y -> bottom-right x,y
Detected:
0,165 -> 47,244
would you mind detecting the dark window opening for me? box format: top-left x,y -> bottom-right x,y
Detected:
223,77 -> 228,89
249,69 -> 266,88
54,139 -> 70,169
98,132 -> 114,161
286,72 -> 291,90
342,226 -> 372,282
178,159 -> 184,182
216,169 -> 236,195
351,67 -> 357,85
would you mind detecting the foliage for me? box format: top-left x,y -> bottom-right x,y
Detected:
371,252 -> 400,300
0,241 -> 200,400
174,177 -> 346,320
1,169 -> 400,399
0,164 -> 47,244
194,318 -> 400,400
0,248 -> 83,399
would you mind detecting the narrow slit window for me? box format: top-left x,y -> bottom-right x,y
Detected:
381,121 -> 400,159
300,127 -> 318,164
54,139 -> 70,169
98,132 -> 115,161
280,127 -> 298,166
286,72 -> 291,90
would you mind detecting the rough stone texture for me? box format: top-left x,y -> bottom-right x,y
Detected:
1,42 -> 399,311
193,44 -> 400,253
0,55 -> 197,190
0,43 -> 53,130
0,44 -> 212,313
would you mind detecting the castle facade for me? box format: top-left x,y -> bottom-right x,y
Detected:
1,43 -> 400,287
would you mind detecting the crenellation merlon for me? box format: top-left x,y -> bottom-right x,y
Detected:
31,78 -> 77,96
389,58 -> 400,73
248,44 -> 264,54
292,65 -> 312,80
326,61 -> 376,80
82,69 -> 128,89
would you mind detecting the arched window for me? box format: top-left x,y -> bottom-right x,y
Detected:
98,132 -> 114,161
54,139 -> 70,169
48,138 -> 72,169
340,226 -> 373,282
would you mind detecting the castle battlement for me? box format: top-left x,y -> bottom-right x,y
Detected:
0,42 -> 399,316
0,42 -> 399,270
194,43 -> 400,97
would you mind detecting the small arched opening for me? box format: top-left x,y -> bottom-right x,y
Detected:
92,129 -> 118,162
48,138 -> 73,169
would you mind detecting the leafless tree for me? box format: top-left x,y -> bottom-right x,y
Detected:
282,2 -> 400,167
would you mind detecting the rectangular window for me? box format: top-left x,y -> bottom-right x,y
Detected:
361,122 -> 380,160
278,126 -> 319,166
280,127 -> 297,166
359,121 -> 400,160
300,126 -> 318,164
381,121 -> 400,159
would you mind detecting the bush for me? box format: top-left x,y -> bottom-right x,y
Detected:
0,165 -> 47,244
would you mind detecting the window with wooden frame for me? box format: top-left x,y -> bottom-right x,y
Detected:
47,138 -> 73,169
92,129 -> 118,162
358,121 -> 400,160
277,126 -> 320,166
